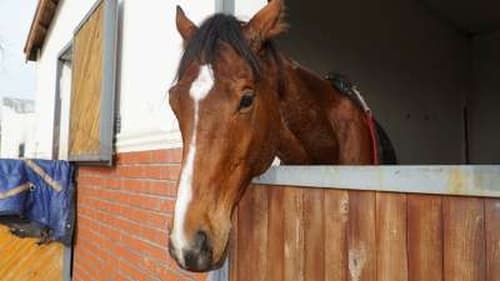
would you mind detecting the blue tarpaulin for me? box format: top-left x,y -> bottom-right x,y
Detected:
0,159 -> 75,245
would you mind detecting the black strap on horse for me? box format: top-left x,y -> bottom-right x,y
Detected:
325,72 -> 398,164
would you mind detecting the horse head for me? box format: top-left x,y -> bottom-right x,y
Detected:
168,0 -> 286,272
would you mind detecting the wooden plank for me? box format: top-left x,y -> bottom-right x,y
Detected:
407,195 -> 443,281
304,188 -> 324,281
283,187 -> 305,281
443,197 -> 486,281
485,199 -> 500,280
376,193 -> 408,281
347,191 -> 376,281
0,225 -> 63,281
236,185 -> 268,281
267,186 -> 285,281
69,2 -> 104,157
324,190 -> 349,281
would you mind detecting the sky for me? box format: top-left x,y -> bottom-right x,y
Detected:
0,0 -> 38,100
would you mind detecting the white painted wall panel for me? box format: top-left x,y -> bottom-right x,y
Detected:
1,106 -> 35,158
234,0 -> 266,21
58,61 -> 72,160
116,0 -> 217,152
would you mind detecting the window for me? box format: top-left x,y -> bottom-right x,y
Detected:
65,0 -> 118,164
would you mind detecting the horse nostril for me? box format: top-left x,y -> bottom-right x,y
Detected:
182,231 -> 213,271
183,248 -> 213,272
195,230 -> 209,251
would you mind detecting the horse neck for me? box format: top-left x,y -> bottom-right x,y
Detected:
275,59 -> 374,165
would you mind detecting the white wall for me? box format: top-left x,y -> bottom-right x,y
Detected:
468,31 -> 500,164
245,0 -> 471,164
33,0 -> 218,158
57,61 -> 72,160
234,0 -> 266,21
115,0 -> 217,152
0,105 -> 35,158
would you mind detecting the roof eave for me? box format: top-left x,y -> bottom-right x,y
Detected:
23,0 -> 60,61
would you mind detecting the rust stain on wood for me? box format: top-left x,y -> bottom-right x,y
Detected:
407,195 -> 443,281
304,188 -> 324,281
347,191 -> 376,281
236,185 -> 269,281
266,186 -> 285,281
443,197 -> 486,281
485,199 -> 500,280
283,187 -> 305,281
0,225 -> 63,281
324,190 -> 348,281
376,193 -> 408,281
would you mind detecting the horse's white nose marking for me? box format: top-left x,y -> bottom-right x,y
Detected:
171,65 -> 214,266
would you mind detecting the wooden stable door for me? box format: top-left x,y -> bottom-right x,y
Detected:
0,225 -> 65,281
229,184 -> 500,281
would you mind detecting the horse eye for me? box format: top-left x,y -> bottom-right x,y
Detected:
238,92 -> 255,111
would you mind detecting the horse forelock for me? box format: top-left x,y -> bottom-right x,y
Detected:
175,13 -> 282,85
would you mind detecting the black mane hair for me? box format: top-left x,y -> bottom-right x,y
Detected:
176,13 -> 283,86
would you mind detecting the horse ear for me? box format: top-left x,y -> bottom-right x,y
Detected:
176,6 -> 197,43
243,0 -> 287,49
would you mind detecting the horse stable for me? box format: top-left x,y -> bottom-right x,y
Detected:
8,0 -> 499,280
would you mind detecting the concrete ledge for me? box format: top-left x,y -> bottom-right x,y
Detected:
253,165 -> 500,198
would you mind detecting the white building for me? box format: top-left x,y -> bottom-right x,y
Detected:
0,97 -> 36,158
24,0 -> 268,162
23,0 -> 500,164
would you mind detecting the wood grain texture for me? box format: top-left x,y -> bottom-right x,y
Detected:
407,195 -> 443,281
304,188 -> 325,281
485,199 -> 500,280
376,193 -> 408,281
229,185 -> 498,281
0,225 -> 64,281
283,187 -> 305,281
69,2 -> 103,157
443,197 -> 486,281
237,185 -> 269,281
267,186 -> 285,281
347,191 -> 376,281
324,189 -> 349,281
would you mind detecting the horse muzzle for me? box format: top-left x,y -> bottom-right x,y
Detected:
168,230 -> 214,272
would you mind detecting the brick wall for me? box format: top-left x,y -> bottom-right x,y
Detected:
72,148 -> 207,281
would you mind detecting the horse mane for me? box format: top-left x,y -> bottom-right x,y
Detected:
176,13 -> 284,87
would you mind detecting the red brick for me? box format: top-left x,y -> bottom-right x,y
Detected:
152,148 -> 183,163
74,149 -> 208,281
120,206 -> 169,228
119,259 -> 147,281
116,151 -> 153,164
160,165 -> 181,180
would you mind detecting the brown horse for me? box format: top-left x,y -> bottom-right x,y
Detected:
167,0 -> 394,272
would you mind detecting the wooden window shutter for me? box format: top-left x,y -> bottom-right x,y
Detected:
68,0 -> 118,164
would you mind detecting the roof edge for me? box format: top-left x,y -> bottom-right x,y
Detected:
23,0 -> 60,61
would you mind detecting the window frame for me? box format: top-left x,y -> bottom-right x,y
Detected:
67,0 -> 118,165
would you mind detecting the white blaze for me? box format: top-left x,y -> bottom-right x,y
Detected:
171,65 -> 214,266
